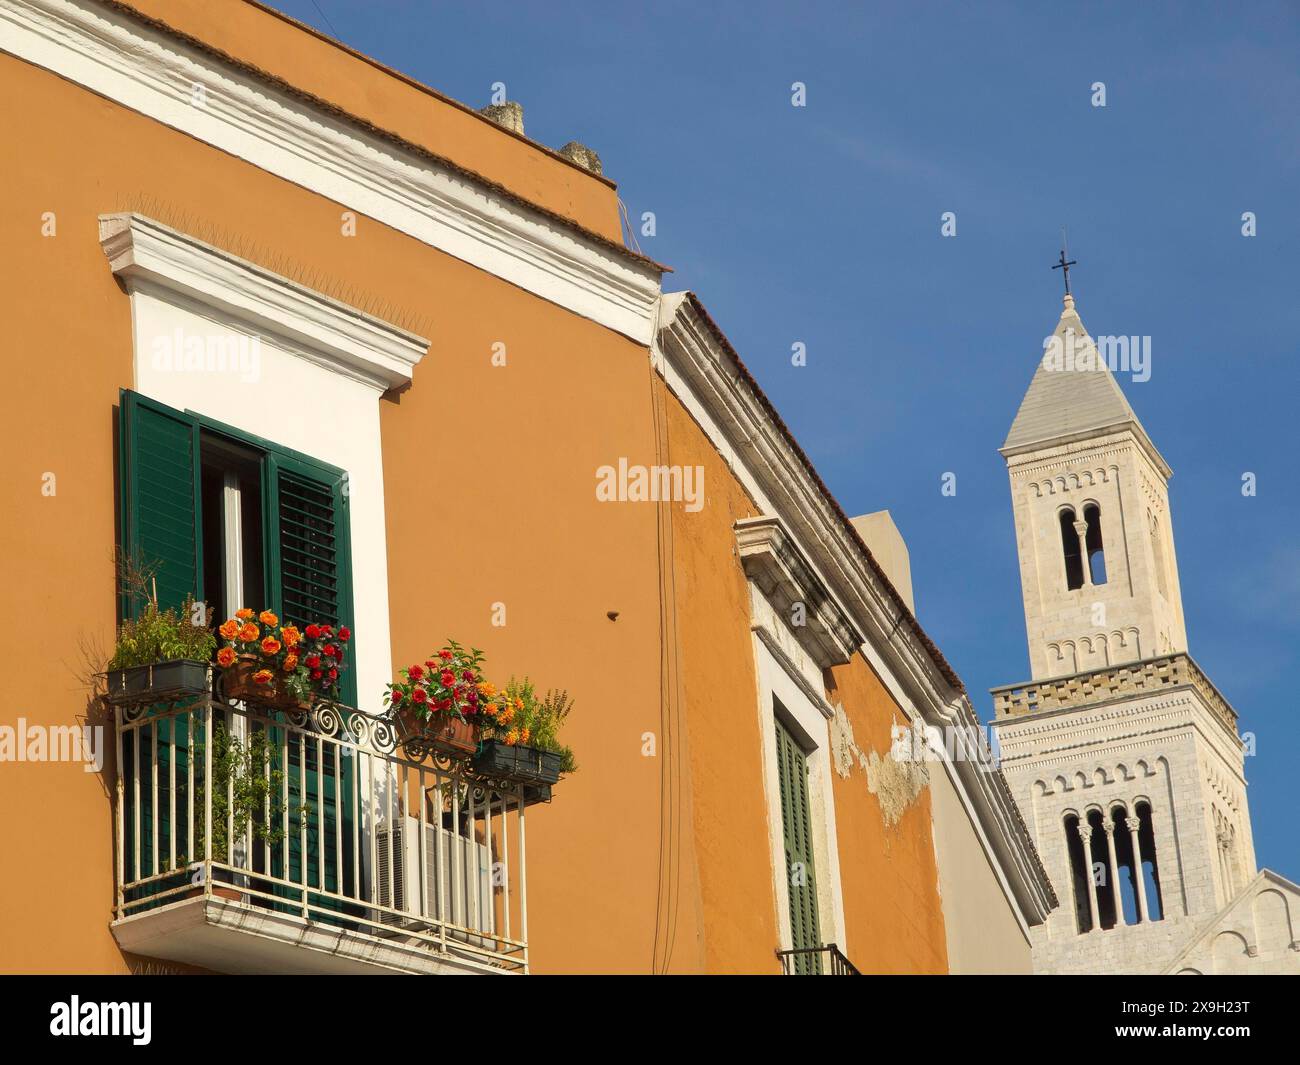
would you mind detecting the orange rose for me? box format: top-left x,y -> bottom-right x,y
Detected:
281,626 -> 301,648
253,669 -> 273,685
238,622 -> 259,642
236,608 -> 254,620
218,619 -> 239,640
216,647 -> 236,668
259,610 -> 279,626
284,654 -> 299,672
261,637 -> 282,656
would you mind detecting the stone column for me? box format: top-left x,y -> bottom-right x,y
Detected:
1103,818 -> 1126,926
1126,815 -> 1150,923
1079,824 -> 1100,932
1074,519 -> 1093,587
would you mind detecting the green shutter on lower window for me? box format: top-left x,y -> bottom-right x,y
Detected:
266,452 -> 356,706
119,390 -> 203,616
775,714 -> 822,974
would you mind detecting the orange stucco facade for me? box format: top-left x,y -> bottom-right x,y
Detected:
0,0 -> 961,975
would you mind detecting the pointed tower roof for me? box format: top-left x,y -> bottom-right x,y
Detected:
1002,294 -> 1168,473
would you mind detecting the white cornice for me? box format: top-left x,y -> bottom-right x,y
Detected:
2,0 -> 662,343
100,212 -> 428,391
736,516 -> 862,670
657,291 -> 1057,924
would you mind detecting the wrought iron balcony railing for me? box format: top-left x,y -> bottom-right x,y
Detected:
112,689 -> 538,974
776,943 -> 860,975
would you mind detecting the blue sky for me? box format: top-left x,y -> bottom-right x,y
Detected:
270,1 -> 1299,872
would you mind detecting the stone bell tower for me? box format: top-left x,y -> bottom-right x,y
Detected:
990,291 -> 1257,974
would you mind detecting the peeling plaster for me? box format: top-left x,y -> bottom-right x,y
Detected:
831,704 -> 929,828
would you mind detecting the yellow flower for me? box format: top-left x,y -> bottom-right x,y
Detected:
259,610 -> 279,627
505,730 -> 519,745
477,681 -> 496,698
284,654 -> 299,672
520,728 -> 531,744
216,647 -> 236,668
281,625 -> 301,648
513,697 -> 524,711
238,622 -> 260,643
252,669 -> 273,686
218,619 -> 239,640
261,637 -> 282,656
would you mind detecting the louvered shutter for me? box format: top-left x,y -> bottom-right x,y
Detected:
118,390 -> 203,616
775,716 -> 822,974
267,453 -> 355,706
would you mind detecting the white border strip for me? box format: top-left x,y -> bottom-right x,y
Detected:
1,0 -> 662,342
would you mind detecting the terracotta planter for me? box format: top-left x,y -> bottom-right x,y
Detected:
182,884 -> 242,902
223,654 -> 310,711
396,706 -> 478,757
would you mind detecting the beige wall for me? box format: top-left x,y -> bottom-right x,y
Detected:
929,763 -> 1033,973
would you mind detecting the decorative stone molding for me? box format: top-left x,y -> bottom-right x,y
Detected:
736,516 -> 861,669
99,213 -> 428,391
992,653 -> 1237,737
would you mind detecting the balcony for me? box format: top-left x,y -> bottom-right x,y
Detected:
111,691 -> 539,974
776,944 -> 860,975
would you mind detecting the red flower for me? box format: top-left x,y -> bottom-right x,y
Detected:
305,654 -> 321,669
467,690 -> 479,704
390,689 -> 404,705
323,644 -> 338,659
338,626 -> 351,641
412,688 -> 428,704
424,659 -> 437,669
328,668 -> 338,681
461,670 -> 475,683
320,624 -> 333,637
311,669 -> 323,680
440,670 -> 455,686
305,624 -> 320,639
409,664 -> 425,680
438,698 -> 451,712
439,650 -> 453,661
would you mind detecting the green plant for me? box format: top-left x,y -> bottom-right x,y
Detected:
108,594 -> 216,670
482,679 -> 576,774
193,721 -> 306,862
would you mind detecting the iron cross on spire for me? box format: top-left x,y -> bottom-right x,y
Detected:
1052,231 -> 1077,296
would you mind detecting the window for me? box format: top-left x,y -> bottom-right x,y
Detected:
774,709 -> 821,974
119,389 -> 356,705
1059,507 -> 1084,590
1083,503 -> 1106,586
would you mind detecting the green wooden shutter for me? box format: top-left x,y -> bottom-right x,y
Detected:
267,453 -> 356,706
119,390 -> 203,615
775,715 -> 822,974
118,392 -> 203,904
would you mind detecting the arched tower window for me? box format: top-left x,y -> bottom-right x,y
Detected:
1059,507 -> 1084,591
1083,502 -> 1106,585
1135,801 -> 1164,921
1063,813 -> 1093,934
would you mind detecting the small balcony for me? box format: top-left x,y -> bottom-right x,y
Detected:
111,689 -> 540,974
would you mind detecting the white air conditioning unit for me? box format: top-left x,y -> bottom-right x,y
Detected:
375,816 -> 495,946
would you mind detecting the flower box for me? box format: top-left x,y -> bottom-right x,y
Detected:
474,739 -> 563,785
105,659 -> 210,705
223,653 -> 310,711
396,706 -> 477,757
